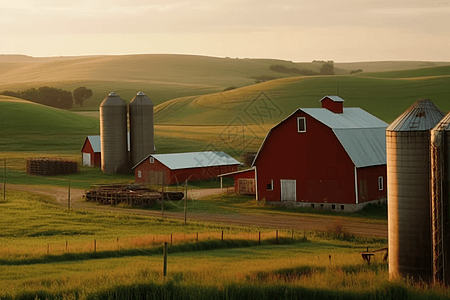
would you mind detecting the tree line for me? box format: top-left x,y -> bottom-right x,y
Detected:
0,86 -> 92,109
270,61 -> 335,76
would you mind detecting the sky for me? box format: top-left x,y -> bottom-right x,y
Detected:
0,0 -> 449,62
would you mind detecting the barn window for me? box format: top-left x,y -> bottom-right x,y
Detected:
150,157 -> 154,163
138,171 -> 142,178
340,205 -> 344,210
297,117 -> 306,133
378,176 -> 383,191
311,204 -> 315,208
266,180 -> 273,190
332,204 -> 336,209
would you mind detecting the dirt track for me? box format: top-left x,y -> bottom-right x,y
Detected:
7,184 -> 388,238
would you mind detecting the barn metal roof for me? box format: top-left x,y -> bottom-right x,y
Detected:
253,105 -> 388,168
86,133 -> 131,152
134,151 -> 241,170
386,99 -> 444,131
319,95 -> 345,103
302,107 -> 388,129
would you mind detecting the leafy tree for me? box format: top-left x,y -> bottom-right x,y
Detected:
73,86 -> 93,107
319,61 -> 335,75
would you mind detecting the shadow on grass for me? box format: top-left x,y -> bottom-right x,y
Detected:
0,238 -> 302,266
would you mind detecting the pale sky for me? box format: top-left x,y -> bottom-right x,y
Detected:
0,0 -> 449,62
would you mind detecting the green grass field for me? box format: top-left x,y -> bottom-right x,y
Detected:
0,190 -> 447,300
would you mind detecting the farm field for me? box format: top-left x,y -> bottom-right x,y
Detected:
1,56 -> 450,299
0,190 -> 447,300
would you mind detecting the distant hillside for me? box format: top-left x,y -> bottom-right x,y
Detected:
154,73 -> 450,125
2,54 -> 448,111
0,54 -> 344,110
0,96 -> 99,152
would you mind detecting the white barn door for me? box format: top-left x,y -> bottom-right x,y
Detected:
281,179 -> 296,201
82,153 -> 91,166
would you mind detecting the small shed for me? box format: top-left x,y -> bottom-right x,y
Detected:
218,169 -> 256,195
133,151 -> 241,185
81,134 -> 131,167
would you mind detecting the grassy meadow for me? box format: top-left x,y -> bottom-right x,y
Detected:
1,190 -> 448,300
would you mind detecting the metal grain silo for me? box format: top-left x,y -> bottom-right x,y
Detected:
129,91 -> 155,167
387,99 -> 444,282
100,92 -> 128,173
430,112 -> 450,285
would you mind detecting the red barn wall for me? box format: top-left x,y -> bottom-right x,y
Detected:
81,140 -> 101,167
232,169 -> 255,193
254,110 -> 356,204
134,158 -> 171,184
357,165 -> 387,203
321,98 -> 343,113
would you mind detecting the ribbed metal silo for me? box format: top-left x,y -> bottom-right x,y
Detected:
100,92 -> 128,173
431,112 -> 450,285
129,91 -> 155,167
387,99 -> 444,282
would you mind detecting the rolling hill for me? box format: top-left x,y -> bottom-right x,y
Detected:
1,54 -> 449,111
0,96 -> 99,152
154,73 -> 450,125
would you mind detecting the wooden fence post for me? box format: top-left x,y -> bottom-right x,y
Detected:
259,231 -> 261,245
276,230 -> 279,244
221,230 -> 224,241
196,232 -> 198,243
94,239 -> 97,253
163,242 -> 168,277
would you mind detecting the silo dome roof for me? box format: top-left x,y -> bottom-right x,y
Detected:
387,99 -> 444,131
432,112 -> 450,132
129,91 -> 153,106
100,92 -> 126,107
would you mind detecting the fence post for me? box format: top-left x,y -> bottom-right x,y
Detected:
196,232 -> 198,243
47,243 -> 49,255
163,242 -> 168,277
184,180 -> 187,224
276,230 -> 279,244
94,239 -> 97,253
259,231 -> 261,245
171,234 -> 173,246
3,158 -> 6,201
221,230 -> 224,241
68,178 -> 71,210
65,241 -> 68,252
292,230 -> 294,241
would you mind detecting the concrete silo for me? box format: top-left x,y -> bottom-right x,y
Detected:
430,112 -> 450,285
129,91 -> 155,167
387,99 -> 444,282
100,92 -> 128,173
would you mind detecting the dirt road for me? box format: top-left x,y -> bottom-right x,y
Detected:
7,184 -> 388,238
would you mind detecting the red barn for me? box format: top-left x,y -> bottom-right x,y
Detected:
81,136 -> 102,167
81,134 -> 131,167
133,151 -> 241,185
218,169 -> 256,195
252,96 -> 388,212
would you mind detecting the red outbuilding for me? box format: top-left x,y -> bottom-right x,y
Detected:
81,134 -> 131,167
133,151 -> 241,185
81,136 -> 102,167
218,169 -> 256,195
252,96 -> 388,212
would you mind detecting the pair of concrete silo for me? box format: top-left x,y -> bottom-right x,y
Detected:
387,99 -> 450,285
99,92 -> 155,173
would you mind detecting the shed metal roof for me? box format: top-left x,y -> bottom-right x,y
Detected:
86,133 -> 131,152
135,151 -> 241,170
386,99 -> 444,131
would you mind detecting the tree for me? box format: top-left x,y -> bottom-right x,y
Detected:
319,61 -> 335,75
73,87 -> 93,107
